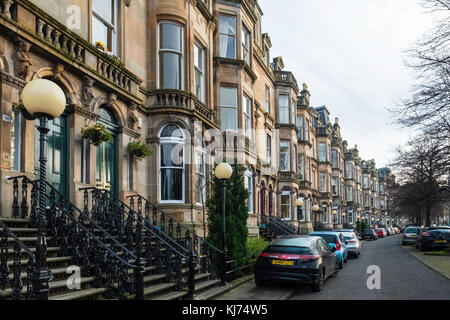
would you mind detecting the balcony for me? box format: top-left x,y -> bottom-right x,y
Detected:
299,180 -> 312,190
278,171 -> 298,182
148,89 -> 215,122
0,0 -> 142,99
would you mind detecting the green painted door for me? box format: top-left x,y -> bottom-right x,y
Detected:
96,132 -> 118,197
34,116 -> 69,198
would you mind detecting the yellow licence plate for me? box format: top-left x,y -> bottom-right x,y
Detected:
272,260 -> 294,266
434,240 -> 447,243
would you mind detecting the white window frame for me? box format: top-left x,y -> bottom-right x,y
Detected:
194,41 -> 205,102
245,167 -> 254,214
241,23 -> 251,64
195,147 -> 206,206
219,14 -> 236,59
243,93 -> 252,139
92,0 -> 118,54
280,141 -> 290,172
280,191 -> 292,220
220,87 -> 238,132
278,94 -> 289,124
158,125 -> 185,204
157,21 -> 184,90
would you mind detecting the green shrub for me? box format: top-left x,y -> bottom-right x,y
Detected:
81,123 -> 112,146
127,140 -> 153,160
246,237 -> 269,264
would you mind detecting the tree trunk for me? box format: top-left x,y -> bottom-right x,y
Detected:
425,206 -> 431,226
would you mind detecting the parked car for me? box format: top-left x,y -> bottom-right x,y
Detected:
415,227 -> 450,251
254,235 -> 338,292
375,228 -> 386,238
393,227 -> 400,234
361,229 -> 378,240
334,229 -> 362,240
402,226 -> 421,245
337,230 -> 361,258
310,231 -> 348,269
384,227 -> 392,236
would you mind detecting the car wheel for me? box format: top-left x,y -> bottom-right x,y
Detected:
420,243 -> 426,252
312,271 -> 324,292
255,278 -> 267,287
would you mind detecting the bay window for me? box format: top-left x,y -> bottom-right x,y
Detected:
243,94 -> 252,138
219,15 -> 236,58
220,87 -> 238,131
280,141 -> 290,171
278,94 -> 289,124
319,173 -> 327,192
298,155 -> 304,180
319,143 -> 326,162
159,124 -> 185,203
242,24 -> 250,64
159,22 -> 184,89
280,191 -> 291,220
266,134 -> 272,164
265,86 -> 270,113
297,115 -> 304,141
346,185 -> 353,202
194,42 -> 205,102
195,148 -> 206,205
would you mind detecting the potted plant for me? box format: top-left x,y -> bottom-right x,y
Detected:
81,123 -> 112,146
95,41 -> 107,52
127,140 -> 153,160
15,100 -> 35,120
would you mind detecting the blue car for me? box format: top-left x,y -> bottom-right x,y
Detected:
309,231 -> 348,269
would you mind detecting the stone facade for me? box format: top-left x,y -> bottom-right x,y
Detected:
0,0 -> 396,237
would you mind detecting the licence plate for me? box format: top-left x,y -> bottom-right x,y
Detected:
434,240 -> 447,243
272,260 -> 294,266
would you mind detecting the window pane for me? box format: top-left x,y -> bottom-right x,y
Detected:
278,95 -> 289,123
92,16 -> 108,46
161,168 -> 183,201
221,107 -> 237,131
160,23 -> 182,51
221,87 -> 237,106
11,110 -> 22,171
93,0 -> 113,23
219,15 -> 236,35
219,34 -> 235,58
281,194 -> 291,219
160,52 -> 181,89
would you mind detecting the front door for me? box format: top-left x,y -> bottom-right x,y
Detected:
34,115 -> 69,198
96,133 -> 118,196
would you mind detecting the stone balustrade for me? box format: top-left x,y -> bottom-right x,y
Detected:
0,0 -> 141,96
150,89 -> 215,122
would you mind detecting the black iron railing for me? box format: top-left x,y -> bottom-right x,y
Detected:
8,176 -> 142,300
0,220 -> 36,300
260,214 -> 299,237
127,194 -> 225,281
80,187 -> 196,297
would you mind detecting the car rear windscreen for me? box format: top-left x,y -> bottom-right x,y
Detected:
265,245 -> 313,254
312,234 -> 337,244
406,228 -> 420,233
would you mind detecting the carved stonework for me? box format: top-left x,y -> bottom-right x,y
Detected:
81,76 -> 95,107
14,38 -> 32,80
53,63 -> 65,81
108,92 -> 118,106
128,103 -> 139,130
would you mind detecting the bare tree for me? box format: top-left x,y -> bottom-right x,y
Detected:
390,0 -> 450,146
391,136 -> 449,226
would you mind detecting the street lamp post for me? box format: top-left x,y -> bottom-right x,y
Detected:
214,162 -> 233,284
332,209 -> 337,227
22,79 -> 66,300
341,212 -> 346,225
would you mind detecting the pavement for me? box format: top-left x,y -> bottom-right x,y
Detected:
214,234 -> 450,300
401,244 -> 450,280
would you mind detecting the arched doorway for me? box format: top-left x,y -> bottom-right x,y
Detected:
34,109 -> 69,198
96,106 -> 119,196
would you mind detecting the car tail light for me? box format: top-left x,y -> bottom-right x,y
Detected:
336,241 -> 341,251
403,234 -> 407,238
261,252 -> 269,257
348,240 -> 357,243
422,232 -> 430,236
298,255 -> 321,261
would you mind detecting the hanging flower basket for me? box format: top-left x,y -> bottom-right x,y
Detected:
81,123 -> 112,146
16,101 -> 35,120
127,140 -> 153,160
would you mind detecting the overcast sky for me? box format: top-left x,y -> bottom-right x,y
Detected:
258,0 -> 438,167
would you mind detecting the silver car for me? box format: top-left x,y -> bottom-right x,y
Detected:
402,227 -> 420,245
334,230 -> 361,258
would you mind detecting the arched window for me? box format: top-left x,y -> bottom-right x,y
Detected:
159,124 -> 185,203
245,166 -> 253,214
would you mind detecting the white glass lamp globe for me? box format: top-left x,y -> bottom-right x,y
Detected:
312,205 -> 320,212
214,163 -> 232,180
295,198 -> 304,207
22,79 -> 66,119
342,213 -> 346,217
332,210 -> 337,215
